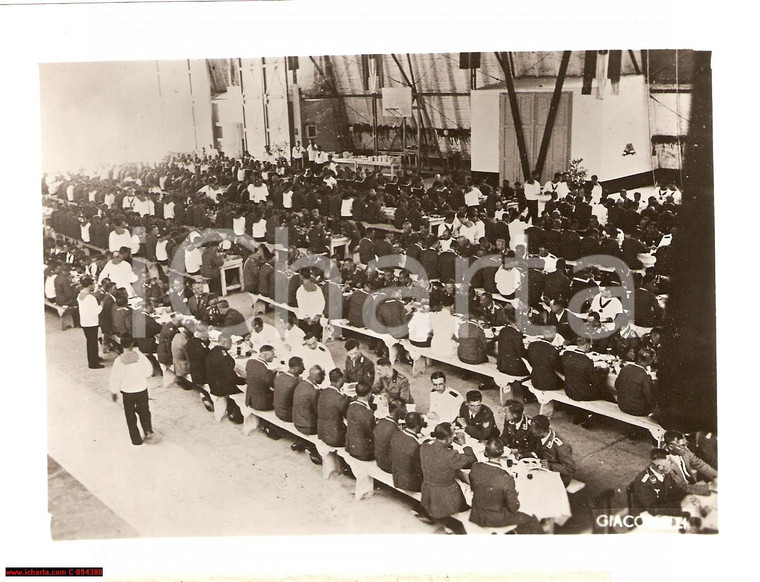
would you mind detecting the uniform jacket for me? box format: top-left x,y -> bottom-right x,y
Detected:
206,345 -> 245,397
186,336 -> 210,385
497,325 -> 529,376
347,288 -> 370,328
345,400 -> 376,461
420,440 -> 476,519
468,461 -> 522,527
615,363 -> 654,416
373,417 -> 400,473
390,429 -> 423,492
535,429 -> 576,485
561,350 -> 604,401
292,379 -> 320,435
457,321 -> 488,365
157,322 -> 178,366
631,466 -> 686,515
344,354 -> 375,387
374,370 -> 413,404
246,358 -> 276,411
500,414 -> 537,457
317,386 -> 350,447
273,371 -> 301,422
457,402 -> 500,441
527,339 -> 563,391
375,299 -> 409,338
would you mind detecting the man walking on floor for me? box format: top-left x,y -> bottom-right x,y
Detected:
77,276 -> 103,369
109,333 -> 155,446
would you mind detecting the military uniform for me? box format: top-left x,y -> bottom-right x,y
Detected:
245,357 -> 276,411
374,369 -> 413,404
468,461 -> 544,533
317,386 -> 350,447
535,429 -> 576,486
456,402 -> 500,441
345,399 -> 376,461
427,388 -> 464,423
420,440 -> 477,519
390,429 -> 424,492
273,371 -> 300,423
292,379 -> 320,435
374,417 -> 401,473
631,465 -> 686,515
344,353 -> 375,387
500,414 -> 537,458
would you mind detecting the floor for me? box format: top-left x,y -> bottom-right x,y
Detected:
46,291 -> 652,539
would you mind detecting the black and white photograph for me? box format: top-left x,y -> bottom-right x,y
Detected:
0,1 -> 750,580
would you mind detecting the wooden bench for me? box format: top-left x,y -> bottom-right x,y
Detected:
333,449 -> 422,503
329,319 -> 400,365
522,379 -> 665,441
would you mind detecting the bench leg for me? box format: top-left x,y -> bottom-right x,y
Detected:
321,451 -> 341,480
539,400 -> 555,417
354,475 -> 375,501
242,411 -> 260,436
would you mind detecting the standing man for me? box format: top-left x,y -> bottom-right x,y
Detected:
291,140 -> 304,170
109,334 -> 155,446
77,276 -> 103,369
420,422 -> 477,534
523,171 -> 542,224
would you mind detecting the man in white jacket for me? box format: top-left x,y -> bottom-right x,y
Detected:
77,276 -> 103,369
109,333 -> 155,445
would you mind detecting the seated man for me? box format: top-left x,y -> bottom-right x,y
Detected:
295,333 -> 335,386
390,411 -> 426,494
245,344 -> 280,440
631,448 -> 688,516
662,430 -> 718,496
273,356 -> 305,423
344,338 -> 375,387
205,334 -> 246,424
455,390 -> 500,442
496,310 -> 529,377
561,336 -> 610,426
374,399 -> 407,473
317,368 -> 350,448
526,328 -> 563,391
469,439 -> 544,534
420,422 -> 477,534
373,357 -> 413,404
345,382 -> 376,461
248,316 -> 279,353
500,399 -> 537,458
426,371 -> 463,423
215,299 -> 248,337
614,348 -> 656,416
530,414 -> 576,486
291,365 -> 325,465
457,320 -> 488,365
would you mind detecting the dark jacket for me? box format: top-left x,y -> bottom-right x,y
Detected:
468,462 -> 523,527
457,402 -> 500,441
561,350 -> 605,401
317,386 -> 350,447
534,429 -> 576,486
186,336 -> 210,385
527,339 -> 563,391
500,414 -> 537,457
345,400 -> 376,461
273,371 -> 301,422
497,325 -> 529,376
457,321 -> 488,365
375,298 -> 408,339
420,440 -> 476,519
156,322 -> 178,366
347,289 -> 370,328
344,353 -> 375,387
615,363 -> 654,416
373,417 -> 400,473
292,379 -> 320,435
206,345 -> 245,397
631,466 -> 686,515
390,429 -> 423,492
245,358 -> 276,411
542,270 -> 571,303
634,287 -> 663,328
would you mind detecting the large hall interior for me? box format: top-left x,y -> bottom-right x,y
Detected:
38,48 -> 717,542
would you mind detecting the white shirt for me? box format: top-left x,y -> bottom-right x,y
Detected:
523,180 -> 541,201
307,145 -> 317,161
200,185 -> 222,204
459,223 -> 479,244
292,146 -> 304,159
473,220 -> 486,243
251,218 -> 267,239
341,198 -> 354,217
134,198 -> 154,217
104,192 -> 115,208
429,310 -> 459,357
80,222 -> 91,243
77,291 -> 102,327
248,183 -> 269,203
495,266 -> 521,296
184,247 -> 203,274
592,203 -> 608,225
590,294 -> 624,329
508,219 -> 527,251
249,323 -> 280,352
539,253 -> 558,274
282,324 -> 306,352
282,190 -> 294,209
428,387 -> 464,423
296,343 -> 335,383
296,286 -> 326,320
590,183 -> 603,204
45,275 -> 57,300
408,311 -> 432,343
97,260 -> 138,296
324,175 -> 337,189
109,350 -> 153,395
109,230 -> 133,253
66,184 -> 75,201
163,201 -> 175,219
155,240 -> 169,262
464,187 -> 481,207
122,195 -> 137,210
232,215 -> 246,237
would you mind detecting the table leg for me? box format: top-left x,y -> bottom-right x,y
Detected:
221,267 -> 228,297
